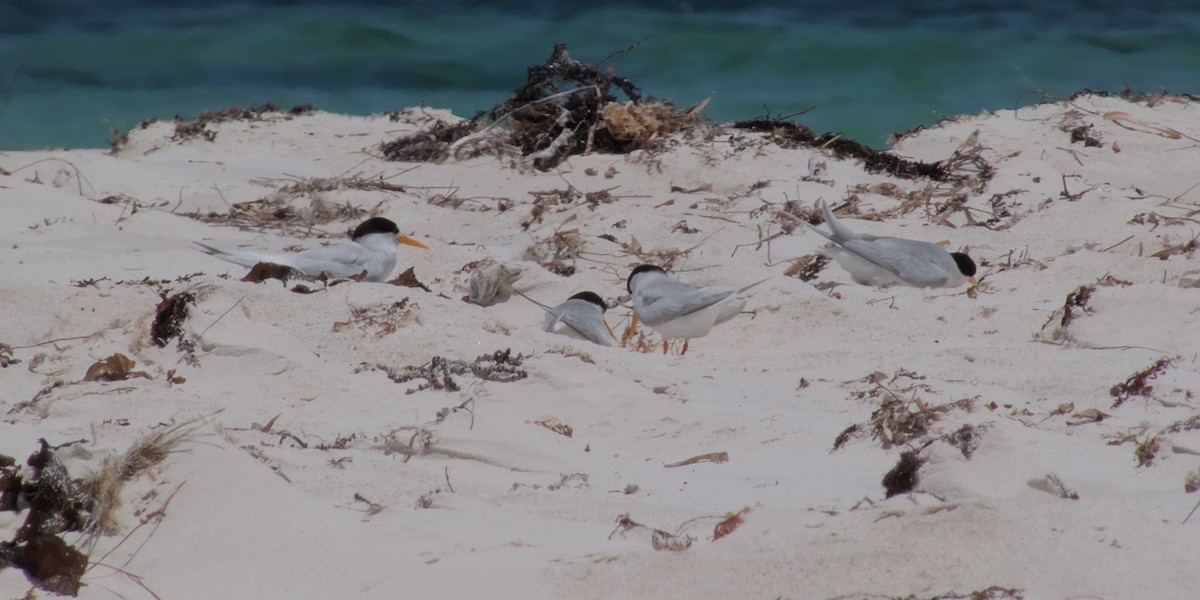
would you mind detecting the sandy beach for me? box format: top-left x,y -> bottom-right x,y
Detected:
3,93 -> 1199,599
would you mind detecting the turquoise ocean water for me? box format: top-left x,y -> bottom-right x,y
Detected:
2,1 -> 1197,150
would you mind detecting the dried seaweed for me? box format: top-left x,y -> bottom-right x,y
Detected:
379,118 -> 480,163
151,291 -> 194,347
381,43 -> 701,170
167,103 -> 313,143
882,450 -> 924,498
901,586 -> 1025,600
183,174 -> 389,235
942,423 -> 990,459
362,349 -> 527,393
1159,414 -> 1200,435
1111,357 -> 1174,409
783,253 -> 831,282
1068,124 -> 1103,147
731,117 -> 956,181
1135,436 -> 1161,467
332,299 -> 416,338
1059,284 -> 1094,330
13,534 -> 87,596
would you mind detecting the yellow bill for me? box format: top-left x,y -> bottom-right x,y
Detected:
397,234 -> 430,250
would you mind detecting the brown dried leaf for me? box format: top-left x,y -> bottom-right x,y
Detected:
83,353 -> 147,382
388,266 -> 432,292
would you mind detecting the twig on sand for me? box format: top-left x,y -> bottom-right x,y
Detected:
1,157 -> 94,196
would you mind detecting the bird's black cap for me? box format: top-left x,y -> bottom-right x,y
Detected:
568,291 -> 607,311
626,264 -> 665,294
352,217 -> 401,240
950,252 -> 977,277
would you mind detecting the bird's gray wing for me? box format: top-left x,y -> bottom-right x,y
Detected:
291,243 -> 374,278
638,283 -> 735,323
194,242 -> 292,269
841,238 -> 952,288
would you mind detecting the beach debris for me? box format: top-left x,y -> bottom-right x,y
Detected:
1036,275 -> 1131,342
525,226 -> 586,276
1069,124 -> 1103,147
388,266 -> 431,292
1150,230 -> 1200,260
1027,473 -> 1079,500
163,103 -> 316,145
1135,436 -> 1161,467
608,514 -> 694,552
832,423 -> 861,451
1110,357 -> 1174,409
463,258 -> 522,306
1059,110 -> 1103,147
1067,408 -> 1110,425
239,262 -> 304,284
83,353 -> 151,382
882,450 -> 924,497
434,398 -> 476,430
529,418 -> 573,438
361,348 -> 527,393
544,346 -> 595,364
332,299 -> 417,338
353,492 -> 385,516
833,370 -> 977,451
712,507 -> 750,541
1103,111 -> 1194,141
381,43 -> 703,169
1186,467 -> 1200,494
182,173 -> 392,236
941,423 -> 990,459
870,394 -> 974,449
0,431 -> 198,596
13,533 -> 88,596
917,586 -> 1025,600
650,529 -> 694,551
664,451 -> 729,468
731,117 -> 977,184
1,342 -> 20,368
783,253 -> 831,282
547,473 -> 589,491
151,291 -> 194,347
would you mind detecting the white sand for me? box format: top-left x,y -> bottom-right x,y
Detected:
3,96 -> 1199,599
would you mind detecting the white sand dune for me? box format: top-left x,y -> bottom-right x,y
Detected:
2,96 -> 1199,599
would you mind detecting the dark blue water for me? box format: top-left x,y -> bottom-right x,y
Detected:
2,1 -> 1197,150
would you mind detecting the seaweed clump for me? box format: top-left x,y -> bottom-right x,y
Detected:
359,348 -> 527,394
380,43 -> 703,170
731,117 -> 954,181
2,442 -> 91,595
151,291 -> 194,347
